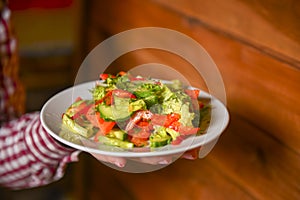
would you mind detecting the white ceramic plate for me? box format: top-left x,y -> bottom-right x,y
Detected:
40,81 -> 229,158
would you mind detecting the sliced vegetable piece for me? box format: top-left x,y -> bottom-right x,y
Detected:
112,95 -> 131,120
151,114 -> 167,126
99,73 -> 116,80
130,137 -> 148,147
166,128 -> 180,140
65,99 -> 86,117
179,126 -> 200,135
97,117 -> 116,134
85,106 -> 100,127
72,103 -> 92,120
97,104 -> 115,121
129,99 -> 146,113
171,135 -> 184,145
118,71 -> 127,76
99,73 -> 109,80
62,114 -> 94,138
185,89 -> 200,99
95,90 -> 113,106
92,85 -> 106,102
164,113 -> 181,127
98,136 -> 134,148
107,129 -> 127,141
150,134 -> 172,147
113,89 -> 136,98
167,120 -> 181,132
125,110 -> 153,131
150,126 -> 172,147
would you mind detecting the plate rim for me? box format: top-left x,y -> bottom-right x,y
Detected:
40,80 -> 230,157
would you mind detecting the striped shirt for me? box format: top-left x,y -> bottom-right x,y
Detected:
0,4 -> 25,125
0,113 -> 80,190
0,2 -> 80,190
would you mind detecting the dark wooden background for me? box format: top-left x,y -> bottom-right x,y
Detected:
66,0 -> 300,199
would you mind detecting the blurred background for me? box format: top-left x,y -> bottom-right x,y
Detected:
11,0 -> 81,112
3,0 -> 300,199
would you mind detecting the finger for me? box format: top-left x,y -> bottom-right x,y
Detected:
131,156 -> 173,165
81,139 -> 127,167
90,153 -> 127,168
181,147 -> 200,160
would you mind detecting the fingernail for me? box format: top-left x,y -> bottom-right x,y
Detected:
115,162 -> 125,168
158,160 -> 170,165
182,154 -> 197,160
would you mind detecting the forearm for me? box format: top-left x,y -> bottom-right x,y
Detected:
0,112 -> 80,190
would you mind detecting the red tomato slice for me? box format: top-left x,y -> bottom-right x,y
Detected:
74,97 -> 83,102
198,100 -> 204,109
131,137 -> 148,147
185,89 -> 200,99
99,73 -> 109,80
112,89 -> 136,99
164,113 -> 181,127
171,135 -> 184,145
95,90 -> 113,105
71,102 -> 92,120
168,121 -> 181,132
179,126 -> 200,135
97,117 -> 116,135
94,119 -> 116,141
151,114 -> 167,126
99,73 -> 116,80
85,106 -> 100,127
86,106 -> 116,137
118,71 -> 127,76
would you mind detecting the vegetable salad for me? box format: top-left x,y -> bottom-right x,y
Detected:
61,71 -> 210,148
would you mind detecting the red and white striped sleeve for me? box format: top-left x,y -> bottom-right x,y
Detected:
0,112 -> 80,190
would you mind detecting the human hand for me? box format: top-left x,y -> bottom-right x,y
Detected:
90,147 -> 200,168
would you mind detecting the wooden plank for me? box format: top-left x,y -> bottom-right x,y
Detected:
80,146 -> 256,200
112,158 -> 256,200
210,114 -> 300,200
154,0 -> 300,66
75,1 -> 300,200
86,0 -> 300,153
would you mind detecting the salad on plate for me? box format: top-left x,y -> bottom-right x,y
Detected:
60,71 -> 211,149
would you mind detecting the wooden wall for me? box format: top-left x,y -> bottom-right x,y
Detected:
72,0 -> 300,199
